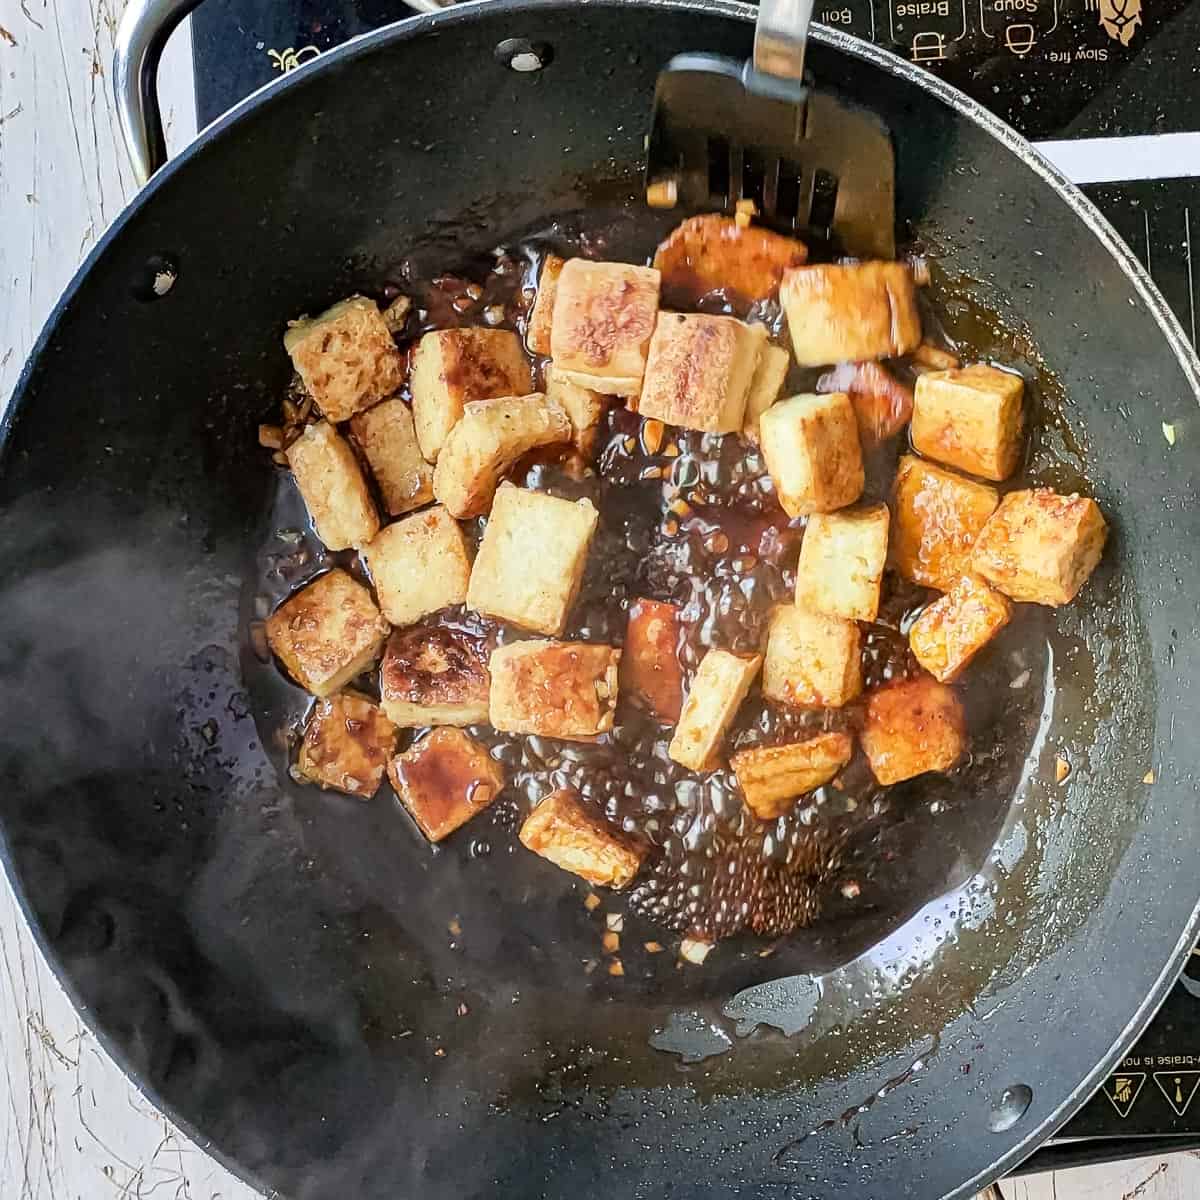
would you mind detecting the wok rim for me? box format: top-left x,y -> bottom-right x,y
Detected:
3,2 -> 1200,1197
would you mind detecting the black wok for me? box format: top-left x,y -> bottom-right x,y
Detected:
3,2 -> 1200,1197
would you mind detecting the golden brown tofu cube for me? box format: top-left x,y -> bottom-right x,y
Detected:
620,599 -> 685,724
909,576 -> 1013,683
410,328 -> 533,461
285,420 -> 380,550
759,392 -> 864,517
379,622 -> 491,727
519,788 -> 644,889
972,488 -> 1108,606
549,259 -> 661,396
297,690 -> 398,798
731,731 -> 854,821
817,361 -> 914,446
762,604 -> 862,709
361,506 -> 472,627
266,569 -> 390,697
349,398 -> 434,517
638,313 -> 768,434
861,675 -> 966,785
653,214 -> 808,306
546,366 -> 606,456
432,393 -> 571,518
526,254 -> 564,356
890,455 -> 1000,591
283,296 -> 404,423
489,640 -> 620,740
911,364 -> 1025,481
387,727 -> 504,843
781,261 -> 922,366
742,344 -> 790,444
668,649 -> 762,772
467,485 -> 598,635
795,504 -> 890,622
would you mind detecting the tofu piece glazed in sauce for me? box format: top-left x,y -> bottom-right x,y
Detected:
411,327 -> 533,461
257,219 -> 1107,952
284,296 -> 405,424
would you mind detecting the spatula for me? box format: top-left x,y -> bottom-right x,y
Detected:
645,0 -> 896,259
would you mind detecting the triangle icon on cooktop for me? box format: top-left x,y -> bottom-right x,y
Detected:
1153,1070 -> 1200,1117
1101,1072 -> 1146,1119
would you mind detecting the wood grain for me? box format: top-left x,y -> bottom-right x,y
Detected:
0,1 -> 1195,1196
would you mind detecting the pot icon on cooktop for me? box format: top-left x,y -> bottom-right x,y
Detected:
1003,22 -> 1037,54
911,30 -> 949,61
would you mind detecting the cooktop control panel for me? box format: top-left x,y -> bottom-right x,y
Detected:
192,0 -> 1198,141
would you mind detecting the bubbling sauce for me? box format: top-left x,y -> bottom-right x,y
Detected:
257,215 -> 1046,947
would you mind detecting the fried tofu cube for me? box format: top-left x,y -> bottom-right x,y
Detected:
361,506 -> 472,627
795,504 -> 890,622
349,398 -> 433,517
283,296 -> 404,423
467,485 -> 598,635
266,568 -> 390,697
972,488 -> 1108,606
489,640 -> 620,739
668,649 -> 762,772
638,313 -> 768,434
546,366 -> 606,456
620,599 -> 684,723
433,393 -> 571,518
911,364 -> 1025,481
742,344 -> 790,444
526,254 -> 564,356
653,214 -> 808,306
731,731 -> 854,820
549,259 -> 661,396
379,622 -> 491,727
285,420 -> 380,550
762,604 -> 862,709
387,727 -> 504,843
759,392 -> 864,517
861,675 -> 966,785
297,690 -> 398,798
817,361 -> 914,445
782,261 -> 922,366
909,575 -> 1013,682
890,455 -> 1000,591
519,788 -> 644,888
410,328 -> 533,461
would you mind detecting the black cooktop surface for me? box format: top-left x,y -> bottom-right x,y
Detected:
191,0 -> 1200,140
190,0 -> 1200,1165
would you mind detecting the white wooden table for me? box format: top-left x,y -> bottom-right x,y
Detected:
1,3 -> 1197,1196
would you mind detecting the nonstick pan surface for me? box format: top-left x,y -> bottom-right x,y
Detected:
3,3 -> 1200,1197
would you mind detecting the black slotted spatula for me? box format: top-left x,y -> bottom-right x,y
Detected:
646,0 -> 896,259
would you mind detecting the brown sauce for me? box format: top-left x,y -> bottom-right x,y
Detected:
254,212 -> 1053,948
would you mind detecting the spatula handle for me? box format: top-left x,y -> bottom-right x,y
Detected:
753,0 -> 814,83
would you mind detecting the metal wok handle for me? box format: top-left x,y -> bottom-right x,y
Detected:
113,0 -> 451,185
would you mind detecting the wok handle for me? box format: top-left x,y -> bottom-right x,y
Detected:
114,0 -> 203,186
114,0 -> 451,185
753,0 -> 813,83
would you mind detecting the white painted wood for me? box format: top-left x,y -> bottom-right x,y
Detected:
1000,1153 -> 1200,1200
0,2 -> 1195,1197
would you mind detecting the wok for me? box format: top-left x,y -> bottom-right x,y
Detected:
3,1 -> 1200,1197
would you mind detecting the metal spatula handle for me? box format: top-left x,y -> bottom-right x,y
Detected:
753,0 -> 814,84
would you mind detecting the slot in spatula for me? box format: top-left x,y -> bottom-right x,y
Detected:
646,0 -> 896,259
